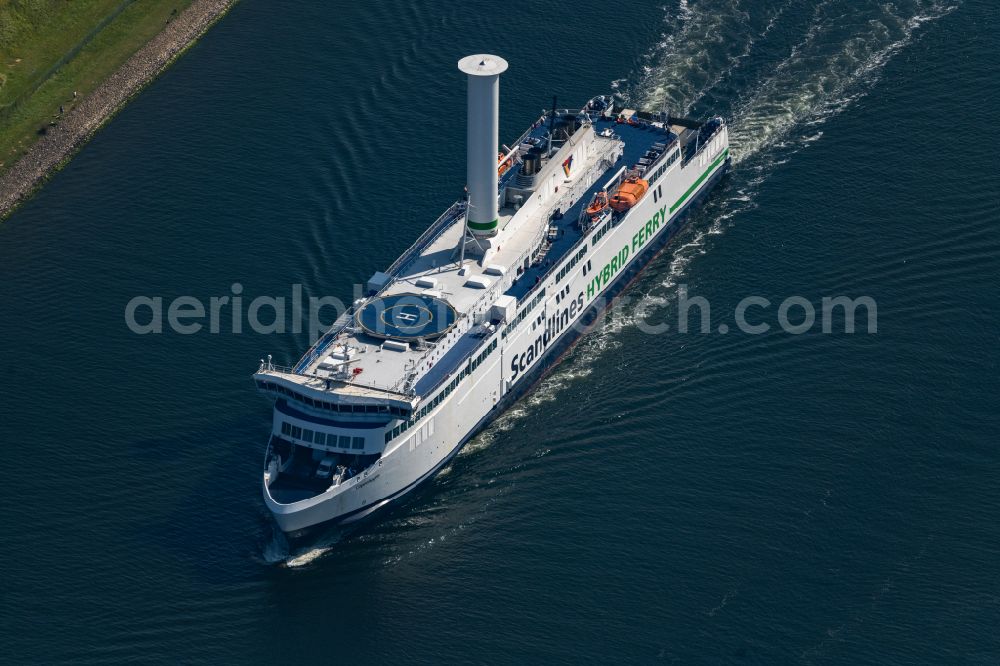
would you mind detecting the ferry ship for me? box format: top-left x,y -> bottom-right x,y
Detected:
254,55 -> 730,532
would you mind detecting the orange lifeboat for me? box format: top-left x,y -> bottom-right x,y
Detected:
609,175 -> 649,212
586,191 -> 609,217
498,151 -> 513,176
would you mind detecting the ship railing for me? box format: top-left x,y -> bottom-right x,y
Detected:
497,114 -> 550,188
291,202 -> 466,374
292,310 -> 356,373
384,200 -> 467,277
257,360 -> 414,398
643,135 -> 680,172
400,329 -> 500,409
681,118 -> 725,167
336,375 -> 415,396
515,143 -> 621,305
508,113 -> 548,152
406,310 -> 495,399
258,357 -> 295,375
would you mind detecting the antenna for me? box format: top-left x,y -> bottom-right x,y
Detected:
459,187 -> 469,269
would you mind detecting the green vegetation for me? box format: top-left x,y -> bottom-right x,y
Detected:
0,0 -> 194,173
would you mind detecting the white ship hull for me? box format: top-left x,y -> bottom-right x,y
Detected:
260,123 -> 730,533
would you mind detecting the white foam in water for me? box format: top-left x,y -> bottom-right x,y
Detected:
497,0 -> 958,434
258,522 -> 348,568
629,0 -> 760,113
726,0 -> 958,164
261,526 -> 290,564
285,547 -> 330,568
284,530 -> 346,568
678,0 -> 693,22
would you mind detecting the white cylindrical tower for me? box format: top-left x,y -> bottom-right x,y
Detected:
458,54 -> 508,238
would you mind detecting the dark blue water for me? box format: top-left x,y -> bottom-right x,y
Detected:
2,0 -> 998,662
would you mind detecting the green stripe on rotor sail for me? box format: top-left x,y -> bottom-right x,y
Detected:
467,219 -> 498,231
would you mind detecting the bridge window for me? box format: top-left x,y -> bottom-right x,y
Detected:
281,422 -> 291,436
352,437 -> 365,450
339,435 -> 351,448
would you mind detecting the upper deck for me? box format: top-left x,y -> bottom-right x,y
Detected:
257,100 -> 721,404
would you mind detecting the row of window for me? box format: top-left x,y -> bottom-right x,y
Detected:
256,379 -> 410,417
504,288 -> 547,338
280,421 -> 365,450
384,338 -> 499,443
648,149 -> 679,184
592,217 -> 615,244
555,245 -> 588,284
468,338 -> 498,372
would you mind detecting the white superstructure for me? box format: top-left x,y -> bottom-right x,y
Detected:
254,55 -> 731,532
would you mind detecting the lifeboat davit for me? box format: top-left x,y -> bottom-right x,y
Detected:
584,190 -> 612,228
609,176 -> 649,212
586,191 -> 609,217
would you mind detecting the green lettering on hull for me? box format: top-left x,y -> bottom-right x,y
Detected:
583,146 -> 727,303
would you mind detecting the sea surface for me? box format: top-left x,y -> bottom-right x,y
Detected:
2,0 -> 998,662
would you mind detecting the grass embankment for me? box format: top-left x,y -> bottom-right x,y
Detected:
0,0 -> 194,174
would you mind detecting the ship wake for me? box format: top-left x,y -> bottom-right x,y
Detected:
502,0 -> 958,416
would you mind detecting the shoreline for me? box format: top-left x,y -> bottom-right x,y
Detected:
0,0 -> 237,222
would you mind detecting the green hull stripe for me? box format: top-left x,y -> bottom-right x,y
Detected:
467,219 -> 498,231
669,147 -> 730,214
